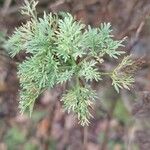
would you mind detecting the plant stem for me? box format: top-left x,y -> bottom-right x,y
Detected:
100,98 -> 118,150
43,99 -> 57,150
100,72 -> 113,76
83,126 -> 88,150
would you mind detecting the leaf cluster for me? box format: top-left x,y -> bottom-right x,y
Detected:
5,0 -> 135,126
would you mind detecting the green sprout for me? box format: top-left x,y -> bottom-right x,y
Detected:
5,0 -> 135,126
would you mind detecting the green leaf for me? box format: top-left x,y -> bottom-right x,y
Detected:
62,86 -> 97,126
56,13 -> 86,61
79,60 -> 101,82
5,0 -> 134,126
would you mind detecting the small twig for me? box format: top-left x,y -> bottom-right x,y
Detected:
43,100 -> 57,150
127,124 -> 137,150
42,86 -> 65,150
119,0 -> 139,37
126,20 -> 145,53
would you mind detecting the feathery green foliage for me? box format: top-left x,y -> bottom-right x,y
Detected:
5,0 -> 135,126
111,56 -> 134,93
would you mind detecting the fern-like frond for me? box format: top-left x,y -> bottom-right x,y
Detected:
56,13 -> 86,61
5,0 -> 135,126
62,86 -> 97,126
21,0 -> 38,19
111,56 -> 135,92
78,60 -> 101,82
85,23 -> 125,58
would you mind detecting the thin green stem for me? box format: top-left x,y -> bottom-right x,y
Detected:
100,72 -> 113,76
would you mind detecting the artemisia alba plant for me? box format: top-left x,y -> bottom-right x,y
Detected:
5,0 -> 135,126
